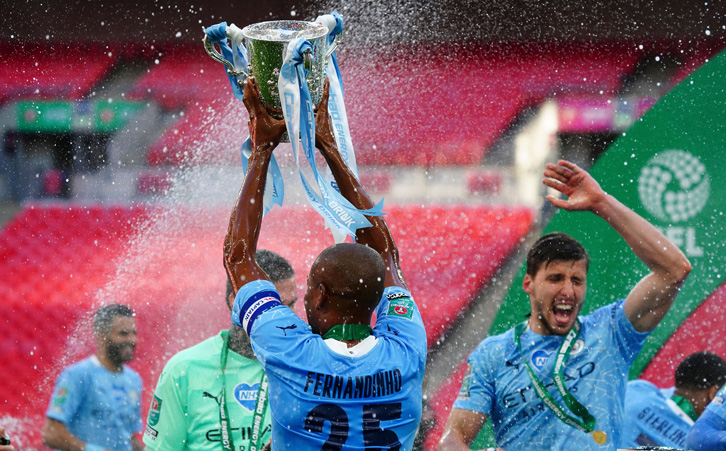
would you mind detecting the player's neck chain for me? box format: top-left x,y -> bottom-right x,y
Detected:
671,394 -> 698,421
219,331 -> 268,451
514,320 -> 607,445
323,324 -> 373,341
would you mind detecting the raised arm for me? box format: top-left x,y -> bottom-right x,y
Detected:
543,159 -> 692,332
438,409 -> 490,451
314,81 -> 407,290
223,77 -> 287,295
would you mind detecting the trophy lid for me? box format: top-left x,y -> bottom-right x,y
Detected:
242,20 -> 328,42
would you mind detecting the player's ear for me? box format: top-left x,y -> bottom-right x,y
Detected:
708,384 -> 720,402
315,283 -> 330,312
523,274 -> 534,295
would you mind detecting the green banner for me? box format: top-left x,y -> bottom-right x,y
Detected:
473,48 -> 726,448
15,100 -> 143,132
94,101 -> 144,132
17,101 -> 73,132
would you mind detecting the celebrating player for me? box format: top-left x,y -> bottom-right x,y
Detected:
223,77 -> 426,451
438,160 -> 692,450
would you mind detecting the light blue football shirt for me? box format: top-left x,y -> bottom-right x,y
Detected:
232,280 -> 427,451
704,384 -> 726,423
622,380 -> 692,448
685,383 -> 726,450
453,300 -> 648,451
46,356 -> 143,451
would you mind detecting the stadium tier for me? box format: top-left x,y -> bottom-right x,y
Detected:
0,41 -> 714,171
141,42 -> 644,167
128,45 -> 223,110
0,43 -> 118,102
0,202 -> 532,448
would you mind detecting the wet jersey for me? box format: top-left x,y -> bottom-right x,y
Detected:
453,300 -> 648,451
622,381 -> 692,448
46,356 -> 142,451
232,280 -> 427,451
704,384 -> 726,424
685,383 -> 726,450
143,331 -> 272,451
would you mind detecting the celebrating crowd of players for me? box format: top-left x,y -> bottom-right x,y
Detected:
22,74 -> 726,451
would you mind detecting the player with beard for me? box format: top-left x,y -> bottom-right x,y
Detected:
439,160 -> 692,451
43,304 -> 142,451
143,250 -> 296,451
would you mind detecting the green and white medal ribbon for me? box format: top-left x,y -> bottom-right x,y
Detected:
219,331 -> 269,451
514,321 -> 607,445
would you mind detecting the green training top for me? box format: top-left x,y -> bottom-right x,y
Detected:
143,331 -> 272,451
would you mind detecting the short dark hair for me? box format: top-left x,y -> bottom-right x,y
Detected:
526,232 -> 590,276
93,304 -> 134,335
675,351 -> 726,391
225,249 -> 294,302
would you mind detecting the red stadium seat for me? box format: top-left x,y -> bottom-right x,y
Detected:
0,43 -> 118,101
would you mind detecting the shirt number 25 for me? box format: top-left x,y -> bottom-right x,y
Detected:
304,403 -> 402,451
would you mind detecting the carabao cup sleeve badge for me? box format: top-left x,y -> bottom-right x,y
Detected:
148,394 -> 163,426
387,295 -> 415,320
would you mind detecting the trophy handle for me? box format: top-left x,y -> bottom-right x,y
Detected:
203,35 -> 247,79
325,34 -> 340,60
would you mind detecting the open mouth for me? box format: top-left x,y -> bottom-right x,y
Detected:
552,303 -> 574,325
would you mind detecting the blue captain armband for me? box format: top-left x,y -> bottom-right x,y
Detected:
232,279 -> 282,335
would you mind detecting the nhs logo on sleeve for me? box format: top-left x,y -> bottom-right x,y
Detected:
234,382 -> 260,411
531,350 -> 553,372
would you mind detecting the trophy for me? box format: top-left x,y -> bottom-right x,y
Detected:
204,20 -> 335,112
203,14 -> 384,243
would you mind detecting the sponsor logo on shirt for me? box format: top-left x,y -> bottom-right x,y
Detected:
234,382 -> 260,411
570,339 -> 585,356
387,298 -> 415,320
530,350 -> 553,372
144,424 -> 158,441
386,291 -> 409,300
148,394 -> 163,426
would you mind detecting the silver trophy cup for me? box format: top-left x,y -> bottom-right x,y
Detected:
204,20 -> 334,112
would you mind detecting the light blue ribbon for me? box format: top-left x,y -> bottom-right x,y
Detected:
279,39 -> 384,240
204,22 -> 248,102
205,22 -> 284,213
316,12 -> 359,180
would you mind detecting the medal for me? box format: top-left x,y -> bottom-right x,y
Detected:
590,430 -> 607,445
514,321 -> 608,444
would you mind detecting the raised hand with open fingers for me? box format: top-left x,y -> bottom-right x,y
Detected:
543,160 -> 607,212
242,77 -> 287,153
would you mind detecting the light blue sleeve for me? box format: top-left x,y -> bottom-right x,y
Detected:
372,286 -> 427,356
46,365 -> 85,424
231,279 -> 283,335
132,372 -> 144,434
608,299 -> 650,364
452,340 -> 499,415
686,410 -> 726,451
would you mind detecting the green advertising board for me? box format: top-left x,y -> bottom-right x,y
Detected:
473,48 -> 726,448
94,101 -> 144,132
17,101 -> 73,132
16,100 -> 143,133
